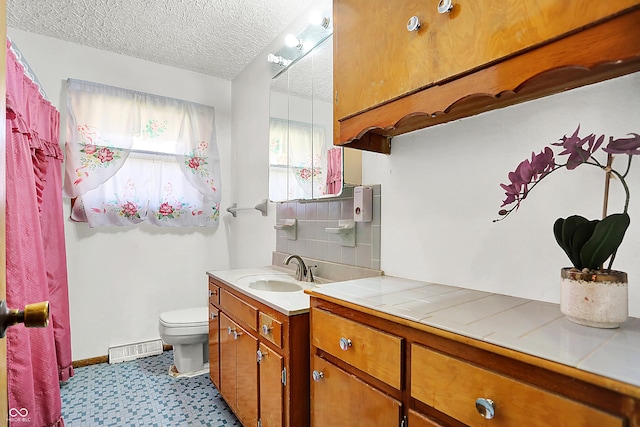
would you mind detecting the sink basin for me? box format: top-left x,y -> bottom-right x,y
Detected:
248,279 -> 303,292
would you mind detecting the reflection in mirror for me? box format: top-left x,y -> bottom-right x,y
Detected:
269,33 -> 341,202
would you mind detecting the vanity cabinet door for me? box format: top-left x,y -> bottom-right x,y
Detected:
219,313 -> 237,409
259,343 -> 284,427
208,306 -> 219,388
311,355 -> 402,426
219,313 -> 259,427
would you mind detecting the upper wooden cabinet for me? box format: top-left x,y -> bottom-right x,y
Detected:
333,0 -> 640,153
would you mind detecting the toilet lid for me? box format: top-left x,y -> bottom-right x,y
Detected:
159,307 -> 208,328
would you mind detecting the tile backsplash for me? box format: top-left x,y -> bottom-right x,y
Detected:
275,185 -> 381,269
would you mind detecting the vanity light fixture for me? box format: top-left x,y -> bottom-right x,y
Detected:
285,34 -> 304,50
267,53 -> 292,67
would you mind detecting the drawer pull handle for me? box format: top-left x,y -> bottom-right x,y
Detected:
438,0 -> 454,13
312,370 -> 324,382
339,337 -> 352,351
406,16 -> 421,32
475,398 -> 495,419
262,324 -> 272,335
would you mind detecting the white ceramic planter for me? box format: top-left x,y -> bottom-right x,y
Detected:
560,268 -> 628,329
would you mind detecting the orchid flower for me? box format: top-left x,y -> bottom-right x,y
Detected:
496,126 -> 640,272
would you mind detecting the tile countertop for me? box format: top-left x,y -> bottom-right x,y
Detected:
309,275 -> 640,389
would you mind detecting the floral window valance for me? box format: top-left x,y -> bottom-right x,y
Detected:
63,79 -> 221,227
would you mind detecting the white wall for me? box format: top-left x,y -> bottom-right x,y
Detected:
8,29 -> 233,360
364,72 -> 640,317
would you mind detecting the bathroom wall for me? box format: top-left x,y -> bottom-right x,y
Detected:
363,72 -> 640,317
8,29 -> 233,360
275,185 -> 381,269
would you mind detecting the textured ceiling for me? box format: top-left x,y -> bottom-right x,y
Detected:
7,0 -> 317,80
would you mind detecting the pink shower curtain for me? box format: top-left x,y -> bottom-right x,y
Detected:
5,40 -> 73,427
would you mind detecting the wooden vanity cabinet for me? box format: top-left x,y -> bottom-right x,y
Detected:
309,295 -> 640,427
208,276 -> 310,427
333,0 -> 640,152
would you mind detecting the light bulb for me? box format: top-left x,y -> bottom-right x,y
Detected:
285,34 -> 303,49
309,12 -> 331,28
267,54 -> 291,67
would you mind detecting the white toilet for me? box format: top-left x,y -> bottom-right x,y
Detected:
158,307 -> 209,375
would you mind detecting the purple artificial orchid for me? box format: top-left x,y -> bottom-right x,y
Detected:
498,125 -> 640,218
603,133 -> 640,155
496,125 -> 640,271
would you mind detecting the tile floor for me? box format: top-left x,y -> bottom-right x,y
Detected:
60,351 -> 241,427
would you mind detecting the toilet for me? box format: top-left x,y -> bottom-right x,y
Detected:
158,307 -> 209,375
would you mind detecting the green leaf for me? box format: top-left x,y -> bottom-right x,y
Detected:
580,213 -> 631,270
559,215 -> 589,268
553,218 -> 573,265
571,220 -> 599,268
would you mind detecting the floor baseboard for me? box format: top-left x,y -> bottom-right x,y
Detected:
72,345 -> 173,368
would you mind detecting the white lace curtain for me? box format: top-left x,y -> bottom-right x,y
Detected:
63,79 -> 221,227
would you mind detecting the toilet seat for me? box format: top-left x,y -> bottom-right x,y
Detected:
159,307 -> 208,328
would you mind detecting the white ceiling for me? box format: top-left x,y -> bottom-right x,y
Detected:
6,0 -> 317,80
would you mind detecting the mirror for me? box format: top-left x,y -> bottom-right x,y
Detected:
269,33 -> 341,202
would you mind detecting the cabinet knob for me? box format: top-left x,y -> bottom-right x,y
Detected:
210,312 -> 217,320
339,337 -> 352,351
233,330 -> 242,340
312,370 -> 324,382
438,0 -> 454,13
227,326 -> 233,335
406,16 -> 421,32
262,324 -> 272,335
475,398 -> 495,419
257,349 -> 266,363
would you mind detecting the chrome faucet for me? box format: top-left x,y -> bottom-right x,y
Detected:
283,255 -> 314,282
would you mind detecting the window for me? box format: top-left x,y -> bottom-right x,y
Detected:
64,79 -> 221,228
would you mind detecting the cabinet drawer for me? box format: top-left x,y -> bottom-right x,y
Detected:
259,312 -> 283,348
220,289 -> 258,332
411,344 -> 623,427
208,279 -> 220,306
311,308 -> 402,389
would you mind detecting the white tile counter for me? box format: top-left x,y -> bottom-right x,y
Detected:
310,275 -> 640,389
